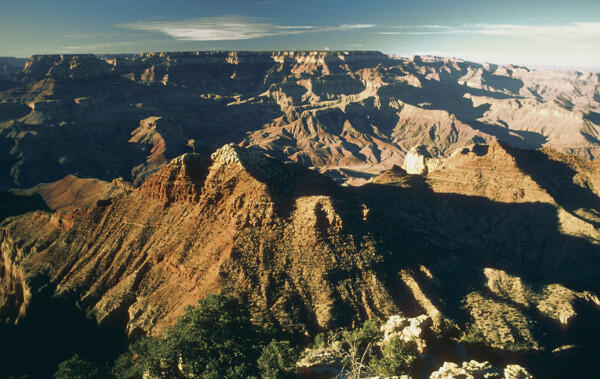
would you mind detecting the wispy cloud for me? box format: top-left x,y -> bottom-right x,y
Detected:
340,24 -> 376,30
393,25 -> 452,30
275,25 -> 314,30
67,33 -> 145,39
119,16 -> 375,41
469,22 -> 600,39
61,41 -> 140,51
380,22 -> 600,40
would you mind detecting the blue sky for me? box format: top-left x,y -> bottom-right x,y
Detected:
1,0 -> 599,67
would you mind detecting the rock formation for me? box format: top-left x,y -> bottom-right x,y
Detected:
0,52 -> 598,189
402,146 -> 443,175
382,315 -> 432,353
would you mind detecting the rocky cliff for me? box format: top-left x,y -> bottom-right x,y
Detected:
0,51 -> 598,189
1,142 -> 599,376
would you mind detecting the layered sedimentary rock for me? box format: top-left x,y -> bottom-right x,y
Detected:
0,52 -> 598,189
1,143 -> 598,370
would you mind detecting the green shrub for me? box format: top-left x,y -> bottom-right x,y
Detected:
312,329 -> 341,349
370,336 -> 418,377
462,323 -> 486,345
335,319 -> 383,378
432,318 -> 462,340
54,354 -> 103,379
258,340 -> 300,378
350,318 -> 382,349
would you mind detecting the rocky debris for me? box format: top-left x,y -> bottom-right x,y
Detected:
429,361 -> 532,379
382,315 -> 432,353
503,365 -> 534,379
296,314 -> 533,378
297,314 -> 432,377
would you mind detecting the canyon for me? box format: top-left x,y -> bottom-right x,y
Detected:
0,51 -> 598,189
0,51 -> 599,377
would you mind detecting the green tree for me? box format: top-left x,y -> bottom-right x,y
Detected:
54,354 -> 103,379
110,337 -> 163,378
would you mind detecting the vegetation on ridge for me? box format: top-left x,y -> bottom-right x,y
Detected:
51,294 -> 428,379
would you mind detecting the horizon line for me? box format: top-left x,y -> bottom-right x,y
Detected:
2,50 -> 599,73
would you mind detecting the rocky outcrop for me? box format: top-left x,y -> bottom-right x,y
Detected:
382,315 -> 432,353
19,54 -> 114,81
429,361 -> 532,379
297,314 -> 534,378
297,314 -> 434,377
210,143 -> 270,169
402,146 -> 443,175
297,346 -> 343,378
139,153 -> 209,203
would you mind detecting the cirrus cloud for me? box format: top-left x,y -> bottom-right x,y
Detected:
379,22 -> 600,40
119,16 -> 375,41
